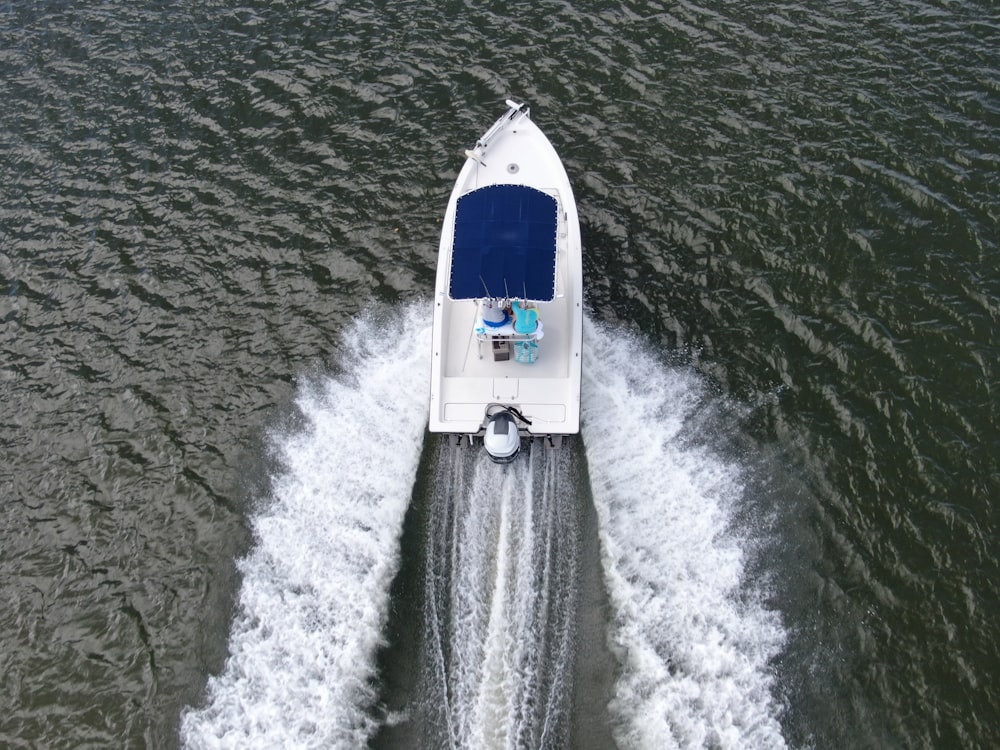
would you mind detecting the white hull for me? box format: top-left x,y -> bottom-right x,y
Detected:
429,102 -> 582,446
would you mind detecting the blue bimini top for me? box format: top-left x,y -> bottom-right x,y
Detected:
448,184 -> 558,301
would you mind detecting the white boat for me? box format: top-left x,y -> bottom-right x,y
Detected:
429,101 -> 583,462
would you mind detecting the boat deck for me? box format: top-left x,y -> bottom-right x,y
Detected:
433,284 -> 579,433
443,306 -> 572,381
429,105 -> 581,437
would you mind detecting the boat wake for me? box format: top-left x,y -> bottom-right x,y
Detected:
180,306 -> 786,749
417,441 -> 579,749
180,304 -> 431,749
581,317 -> 787,749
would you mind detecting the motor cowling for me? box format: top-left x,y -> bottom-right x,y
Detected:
483,411 -> 520,463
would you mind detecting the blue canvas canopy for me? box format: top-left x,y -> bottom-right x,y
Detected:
448,184 -> 558,301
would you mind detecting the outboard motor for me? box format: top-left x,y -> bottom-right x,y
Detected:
483,411 -> 520,463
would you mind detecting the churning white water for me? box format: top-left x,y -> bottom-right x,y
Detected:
418,442 -> 578,749
180,305 -> 431,749
581,316 -> 787,749
181,307 -> 786,749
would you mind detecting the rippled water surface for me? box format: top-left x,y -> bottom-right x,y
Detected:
2,1 -> 997,748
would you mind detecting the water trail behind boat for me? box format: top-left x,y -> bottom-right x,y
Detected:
419,441 -> 579,749
180,304 -> 431,749
581,317 -> 787,749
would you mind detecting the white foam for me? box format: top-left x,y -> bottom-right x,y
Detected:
180,304 -> 431,749
581,317 -> 787,750
421,444 -> 577,749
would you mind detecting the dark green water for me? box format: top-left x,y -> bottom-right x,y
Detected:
2,1 -> 997,748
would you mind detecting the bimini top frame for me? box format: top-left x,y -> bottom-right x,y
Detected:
448,184 -> 558,302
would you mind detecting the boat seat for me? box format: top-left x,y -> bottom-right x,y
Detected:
511,300 -> 539,334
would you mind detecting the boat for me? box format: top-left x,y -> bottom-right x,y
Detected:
429,100 -> 583,463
